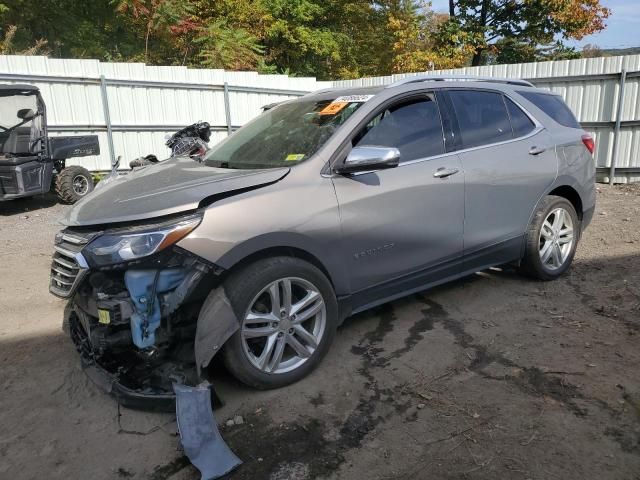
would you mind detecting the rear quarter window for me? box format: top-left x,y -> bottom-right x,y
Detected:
517,91 -> 580,129
504,97 -> 536,138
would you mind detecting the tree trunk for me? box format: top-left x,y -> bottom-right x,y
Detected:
472,48 -> 484,66
145,21 -> 151,63
472,0 -> 490,66
449,0 -> 455,17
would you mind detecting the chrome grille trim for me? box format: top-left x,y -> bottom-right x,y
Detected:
52,256 -> 77,270
50,232 -> 91,298
61,233 -> 91,245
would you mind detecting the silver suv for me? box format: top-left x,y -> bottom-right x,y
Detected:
51,75 -> 595,403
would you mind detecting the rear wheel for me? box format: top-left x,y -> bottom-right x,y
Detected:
519,195 -> 579,280
55,165 -> 94,204
222,256 -> 338,389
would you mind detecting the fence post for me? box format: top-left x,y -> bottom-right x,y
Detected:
99,75 -> 116,166
223,82 -> 233,135
609,68 -> 627,185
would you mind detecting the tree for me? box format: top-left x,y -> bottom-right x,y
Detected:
0,24 -> 48,55
195,20 -> 264,70
581,43 -> 602,58
113,0 -> 193,63
387,1 -> 473,72
441,0 -> 611,66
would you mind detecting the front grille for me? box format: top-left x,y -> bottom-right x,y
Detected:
50,232 -> 91,298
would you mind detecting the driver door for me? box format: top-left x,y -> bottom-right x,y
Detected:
331,93 -> 465,309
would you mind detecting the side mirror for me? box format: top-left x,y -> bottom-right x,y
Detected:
17,108 -> 36,120
334,146 -> 400,174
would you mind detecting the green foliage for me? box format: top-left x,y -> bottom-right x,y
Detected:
195,19 -> 264,69
440,0 -> 610,66
0,0 -> 614,77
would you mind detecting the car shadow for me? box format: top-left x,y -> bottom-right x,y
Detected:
0,192 -> 59,216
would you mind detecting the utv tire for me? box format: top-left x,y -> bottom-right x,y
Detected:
519,195 -> 580,281
55,165 -> 94,204
222,256 -> 338,390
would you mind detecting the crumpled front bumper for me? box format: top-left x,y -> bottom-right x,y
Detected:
64,302 -> 222,411
82,360 -> 177,412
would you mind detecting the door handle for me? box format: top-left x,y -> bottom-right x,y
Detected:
529,145 -> 546,155
433,167 -> 459,178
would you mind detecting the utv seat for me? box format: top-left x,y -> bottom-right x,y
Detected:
0,127 -> 36,166
0,127 -> 33,154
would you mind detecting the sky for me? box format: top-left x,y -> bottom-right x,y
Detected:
428,0 -> 640,50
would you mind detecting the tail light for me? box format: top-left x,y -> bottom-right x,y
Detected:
582,134 -> 595,155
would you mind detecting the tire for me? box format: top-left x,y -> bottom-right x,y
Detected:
221,256 -> 338,389
518,195 -> 580,280
54,166 -> 94,204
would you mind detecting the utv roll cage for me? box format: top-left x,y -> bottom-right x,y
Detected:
0,84 -> 99,203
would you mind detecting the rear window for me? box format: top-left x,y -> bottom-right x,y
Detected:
449,90 -> 512,148
518,91 -> 580,128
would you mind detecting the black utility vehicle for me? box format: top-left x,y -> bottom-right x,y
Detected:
0,84 -> 100,203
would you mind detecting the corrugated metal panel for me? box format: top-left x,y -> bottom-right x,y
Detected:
0,55 -> 331,170
0,54 -> 636,181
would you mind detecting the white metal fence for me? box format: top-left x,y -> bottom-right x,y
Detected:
0,54 -> 638,182
0,55 -> 330,171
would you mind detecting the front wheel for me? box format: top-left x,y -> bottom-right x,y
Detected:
221,257 -> 338,389
519,195 -> 579,280
55,165 -> 94,204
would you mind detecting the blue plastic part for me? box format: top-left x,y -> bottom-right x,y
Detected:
174,382 -> 242,479
124,269 -> 187,349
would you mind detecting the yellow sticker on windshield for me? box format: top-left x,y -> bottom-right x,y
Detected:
285,154 -> 305,162
319,101 -> 348,115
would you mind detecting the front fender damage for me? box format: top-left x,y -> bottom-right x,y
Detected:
63,247 -> 240,411
195,285 -> 240,373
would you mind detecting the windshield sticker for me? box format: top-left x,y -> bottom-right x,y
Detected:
319,101 -> 348,115
333,94 -> 374,103
285,153 -> 305,162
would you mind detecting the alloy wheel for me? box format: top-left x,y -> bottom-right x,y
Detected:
539,207 -> 574,270
72,174 -> 89,196
241,277 -> 326,374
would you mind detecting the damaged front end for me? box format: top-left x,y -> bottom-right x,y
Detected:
51,213 -> 234,410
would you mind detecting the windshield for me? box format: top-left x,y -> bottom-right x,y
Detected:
203,97 -> 369,169
0,93 -> 38,129
0,93 -> 42,156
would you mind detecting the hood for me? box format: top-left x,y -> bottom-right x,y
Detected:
63,156 -> 289,226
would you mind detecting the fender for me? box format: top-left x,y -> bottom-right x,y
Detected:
214,231 -> 350,296
522,174 -> 590,257
194,233 -> 350,370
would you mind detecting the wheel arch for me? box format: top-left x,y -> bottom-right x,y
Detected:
548,184 -> 583,220
521,178 -> 587,259
214,233 -> 349,296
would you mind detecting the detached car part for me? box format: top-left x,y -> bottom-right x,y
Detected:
174,383 -> 241,479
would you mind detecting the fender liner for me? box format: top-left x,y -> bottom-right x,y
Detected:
194,285 -> 240,372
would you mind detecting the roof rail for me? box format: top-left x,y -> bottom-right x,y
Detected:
386,74 -> 534,88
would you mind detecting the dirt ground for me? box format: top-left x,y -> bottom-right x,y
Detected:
1,185 -> 639,480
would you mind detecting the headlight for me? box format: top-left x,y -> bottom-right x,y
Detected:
83,215 -> 202,266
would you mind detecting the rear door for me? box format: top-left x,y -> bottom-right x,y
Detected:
442,89 -> 557,270
331,92 -> 465,308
